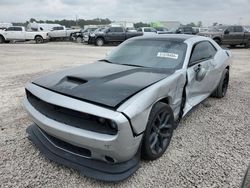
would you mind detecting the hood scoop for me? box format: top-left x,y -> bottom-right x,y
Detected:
55,76 -> 88,90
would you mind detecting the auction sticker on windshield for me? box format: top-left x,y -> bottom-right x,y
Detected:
157,52 -> 179,59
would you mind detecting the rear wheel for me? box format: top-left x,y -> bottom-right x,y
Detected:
230,44 -> 236,48
142,102 -> 175,160
211,69 -> 229,98
245,40 -> 250,48
35,36 -> 44,44
76,36 -> 82,43
213,38 -> 221,45
0,36 -> 5,43
95,38 -> 104,46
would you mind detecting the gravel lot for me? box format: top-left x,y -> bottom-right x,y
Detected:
0,42 -> 249,188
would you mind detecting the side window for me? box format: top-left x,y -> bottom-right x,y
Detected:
58,27 -> 64,30
115,27 -> 124,32
234,26 -> 243,32
150,28 -> 157,32
226,26 -> 234,33
14,27 -> 22,31
6,27 -> 14,31
137,28 -> 142,32
189,41 -> 217,65
144,28 -> 151,32
109,27 -> 115,32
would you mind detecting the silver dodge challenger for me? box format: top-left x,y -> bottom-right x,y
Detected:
24,34 -> 231,181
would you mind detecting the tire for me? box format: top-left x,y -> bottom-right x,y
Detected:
35,36 -> 44,44
213,38 -> 221,45
211,69 -> 229,98
0,36 -> 5,43
5,40 -> 10,43
230,44 -> 236,48
76,36 -> 82,43
95,38 -> 104,46
245,40 -> 250,48
142,102 -> 175,160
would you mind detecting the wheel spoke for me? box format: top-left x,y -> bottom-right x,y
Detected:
155,140 -> 162,153
150,133 -> 158,148
159,111 -> 167,123
160,123 -> 172,130
159,132 -> 171,138
163,114 -> 170,125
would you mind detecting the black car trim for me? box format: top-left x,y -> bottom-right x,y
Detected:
26,124 -> 140,182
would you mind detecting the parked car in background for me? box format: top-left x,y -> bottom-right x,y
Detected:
154,27 -> 169,34
126,27 -> 137,32
137,27 -> 157,35
198,25 -> 250,48
88,26 -> 142,46
71,27 -> 98,43
48,26 -> 80,40
0,26 -> 49,43
167,26 -> 197,35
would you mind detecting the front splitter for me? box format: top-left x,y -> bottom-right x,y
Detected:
26,124 -> 140,182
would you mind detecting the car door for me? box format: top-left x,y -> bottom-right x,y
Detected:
50,26 -> 65,38
114,27 -> 125,41
106,27 -> 116,41
233,26 -> 245,44
223,26 -> 236,44
185,41 -> 218,108
13,27 -> 25,40
4,27 -> 15,39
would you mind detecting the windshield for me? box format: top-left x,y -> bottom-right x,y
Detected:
104,39 -> 187,70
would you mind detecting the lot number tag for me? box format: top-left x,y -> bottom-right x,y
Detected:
157,52 -> 179,59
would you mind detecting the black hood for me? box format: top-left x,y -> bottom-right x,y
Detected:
33,62 -> 173,108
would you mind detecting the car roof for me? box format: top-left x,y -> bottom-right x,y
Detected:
131,34 -> 195,42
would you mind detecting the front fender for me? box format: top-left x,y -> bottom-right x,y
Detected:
117,70 -> 186,134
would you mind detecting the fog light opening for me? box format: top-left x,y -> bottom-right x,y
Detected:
105,156 -> 115,163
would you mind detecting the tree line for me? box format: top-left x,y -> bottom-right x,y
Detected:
12,18 -> 202,28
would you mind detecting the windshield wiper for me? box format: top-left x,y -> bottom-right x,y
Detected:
98,59 -> 114,64
120,63 -> 145,68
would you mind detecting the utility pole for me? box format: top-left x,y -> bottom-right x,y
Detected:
76,15 -> 78,26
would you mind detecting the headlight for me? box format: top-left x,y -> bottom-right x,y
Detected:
90,33 -> 95,37
97,117 -> 118,130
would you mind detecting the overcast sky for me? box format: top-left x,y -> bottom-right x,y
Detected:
0,0 -> 250,26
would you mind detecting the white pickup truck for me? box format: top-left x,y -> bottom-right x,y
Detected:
0,26 -> 49,43
48,26 -> 80,39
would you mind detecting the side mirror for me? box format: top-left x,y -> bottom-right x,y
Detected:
194,65 -> 207,81
224,30 -> 229,34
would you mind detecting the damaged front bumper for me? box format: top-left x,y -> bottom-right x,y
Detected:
24,83 -> 143,181
26,124 -> 140,181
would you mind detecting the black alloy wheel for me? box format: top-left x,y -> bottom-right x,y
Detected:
142,102 -> 175,160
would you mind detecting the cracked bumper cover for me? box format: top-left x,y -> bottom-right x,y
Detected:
26,124 -> 140,182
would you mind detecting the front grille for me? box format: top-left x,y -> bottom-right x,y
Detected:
26,90 -> 117,135
41,128 -> 91,157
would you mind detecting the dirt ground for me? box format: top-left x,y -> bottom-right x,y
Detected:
0,42 -> 249,188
